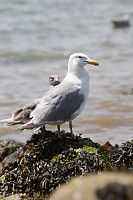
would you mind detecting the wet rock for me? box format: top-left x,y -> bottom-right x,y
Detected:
0,130 -> 132,199
0,140 -> 23,162
109,140 -> 133,169
103,141 -> 119,153
0,131 -> 102,198
50,173 -> 133,200
3,193 -> 28,200
2,147 -> 22,168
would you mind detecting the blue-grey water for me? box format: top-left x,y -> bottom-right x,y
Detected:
0,0 -> 133,145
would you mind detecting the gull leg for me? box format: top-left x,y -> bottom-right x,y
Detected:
69,121 -> 74,138
57,125 -> 61,138
40,125 -> 46,139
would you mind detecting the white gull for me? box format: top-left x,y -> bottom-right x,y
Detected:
17,53 -> 99,138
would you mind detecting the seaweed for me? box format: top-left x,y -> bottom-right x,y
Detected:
0,131 -> 132,199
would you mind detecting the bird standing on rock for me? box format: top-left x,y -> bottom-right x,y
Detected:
15,53 -> 99,138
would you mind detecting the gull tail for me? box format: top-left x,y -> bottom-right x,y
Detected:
0,118 -> 19,126
17,123 -> 38,131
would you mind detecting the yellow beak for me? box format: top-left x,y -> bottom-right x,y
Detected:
85,59 -> 99,66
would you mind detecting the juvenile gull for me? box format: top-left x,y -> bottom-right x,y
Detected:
0,74 -> 60,126
17,53 -> 99,138
49,74 -> 60,88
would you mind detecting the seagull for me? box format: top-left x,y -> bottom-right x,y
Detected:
0,74 -> 60,126
49,74 -> 60,88
0,73 -> 79,137
16,53 -> 99,138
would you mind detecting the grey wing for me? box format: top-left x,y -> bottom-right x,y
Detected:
30,87 -> 84,125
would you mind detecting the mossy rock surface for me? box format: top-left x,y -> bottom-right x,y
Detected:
0,130 -> 132,199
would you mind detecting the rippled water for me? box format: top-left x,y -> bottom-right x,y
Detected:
0,0 -> 133,144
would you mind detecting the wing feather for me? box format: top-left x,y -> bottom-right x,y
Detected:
30,83 -> 84,125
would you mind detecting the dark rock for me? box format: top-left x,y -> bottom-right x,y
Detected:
0,130 -> 132,199
0,140 -> 23,162
2,148 -> 22,168
111,15 -> 130,28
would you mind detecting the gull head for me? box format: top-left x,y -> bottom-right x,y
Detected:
49,74 -> 60,87
68,53 -> 99,69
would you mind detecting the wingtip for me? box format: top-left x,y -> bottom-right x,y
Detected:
0,118 -> 22,126
0,118 -> 12,124
16,123 -> 37,131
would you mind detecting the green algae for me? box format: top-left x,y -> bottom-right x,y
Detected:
100,151 -> 112,171
83,145 -> 97,152
7,147 -> 14,156
51,150 -> 79,163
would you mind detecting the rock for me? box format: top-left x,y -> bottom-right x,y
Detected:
2,147 -> 22,168
0,131 -> 132,199
3,193 -> 28,200
0,140 -> 23,162
50,173 -> 133,200
111,15 -> 130,28
0,131 -> 103,198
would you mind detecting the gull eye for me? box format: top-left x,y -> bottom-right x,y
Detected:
78,56 -> 82,58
